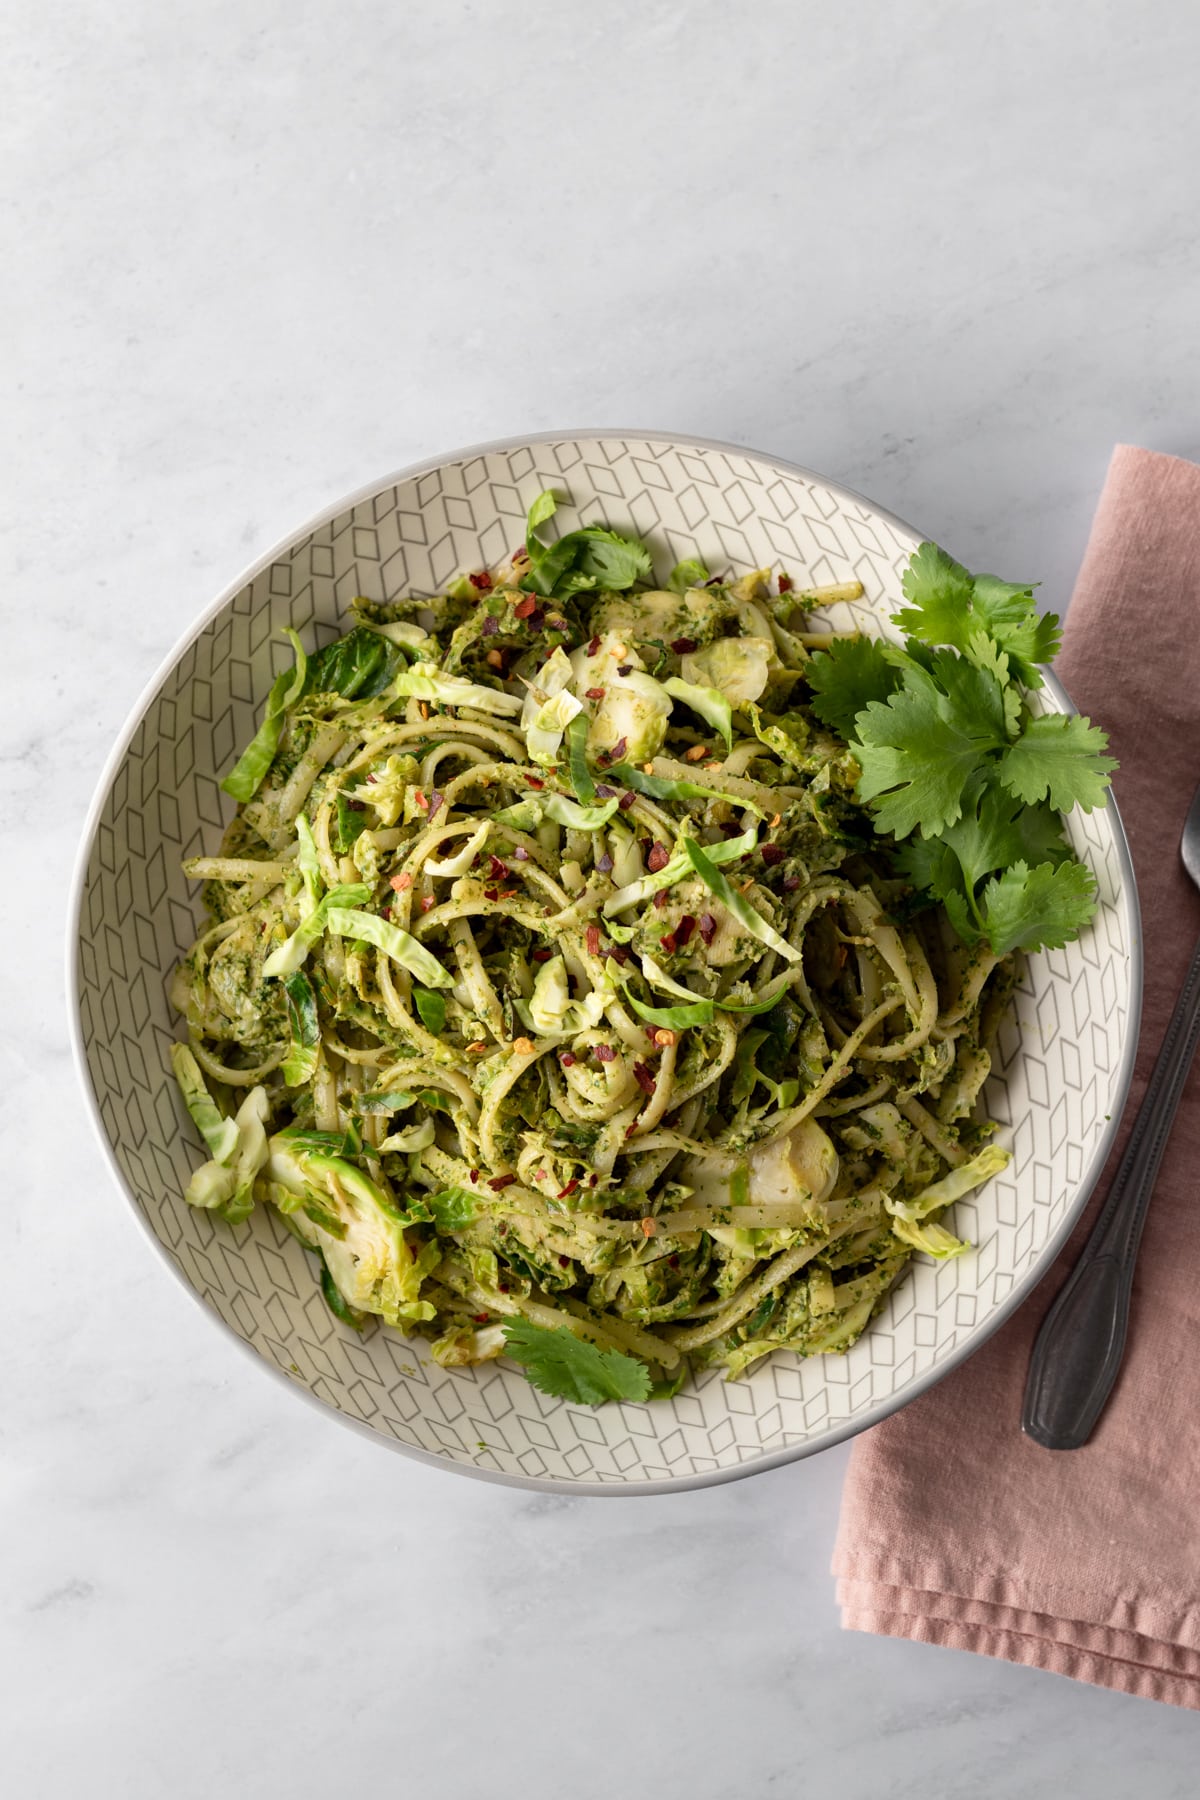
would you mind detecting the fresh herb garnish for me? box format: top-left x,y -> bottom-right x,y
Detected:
807,543 -> 1116,955
501,1319 -> 652,1405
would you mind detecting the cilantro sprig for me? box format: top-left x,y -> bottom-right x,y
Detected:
807,544 -> 1117,956
501,1319 -> 652,1405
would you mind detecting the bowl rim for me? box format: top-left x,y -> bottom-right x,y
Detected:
66,427 -> 1144,1495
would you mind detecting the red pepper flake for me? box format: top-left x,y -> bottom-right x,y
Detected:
659,930 -> 678,953
560,1052 -> 577,1067
420,894 -> 435,912
761,843 -> 784,866
526,775 -> 545,790
594,1044 -> 617,1064
676,914 -> 696,947
669,636 -> 696,654
473,1311 -> 490,1323
488,1173 -> 517,1191
617,663 -> 633,677
618,789 -> 636,811
390,872 -> 413,892
513,594 -> 538,620
646,841 -> 670,874
367,773 -> 378,783
558,1254 -> 571,1267
653,888 -> 670,910
588,633 -> 601,655
414,789 -> 429,811
778,573 -> 793,593
470,1169 -> 480,1183
480,615 -> 500,637
586,924 -> 601,957
557,1178 -> 580,1199
498,1282 -> 510,1293
427,790 -> 444,822
585,686 -> 606,701
632,1061 -> 656,1096
608,736 -> 628,763
532,947 -> 552,962
468,570 -> 493,591
484,887 -> 499,901
699,912 -> 718,945
488,854 -> 510,880
782,873 -> 802,892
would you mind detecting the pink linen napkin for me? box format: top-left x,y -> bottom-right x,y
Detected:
833,445 -> 1200,1710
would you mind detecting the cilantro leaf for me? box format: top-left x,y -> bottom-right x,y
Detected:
939,776 -> 1071,893
893,833 -> 964,902
852,683 -> 1005,839
896,541 -> 975,643
998,713 -> 1118,812
897,775 -> 1074,938
896,544 -> 1061,689
501,1320 -> 652,1405
979,859 -> 1098,956
806,635 -> 902,740
971,575 -> 1063,685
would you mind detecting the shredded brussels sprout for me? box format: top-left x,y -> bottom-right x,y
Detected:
169,515 -> 1026,1400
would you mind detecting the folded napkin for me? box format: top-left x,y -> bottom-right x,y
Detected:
833,444 -> 1200,1709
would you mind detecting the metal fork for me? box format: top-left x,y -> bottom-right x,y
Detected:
1022,780 -> 1200,1449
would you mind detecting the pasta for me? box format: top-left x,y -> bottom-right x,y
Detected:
168,526 -> 1014,1392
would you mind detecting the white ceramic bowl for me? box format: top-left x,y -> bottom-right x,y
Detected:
70,432 -> 1141,1492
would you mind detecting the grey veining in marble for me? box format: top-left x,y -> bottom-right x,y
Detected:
6,1 -> 1200,1793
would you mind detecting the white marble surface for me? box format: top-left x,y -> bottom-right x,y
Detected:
8,1 -> 1200,1791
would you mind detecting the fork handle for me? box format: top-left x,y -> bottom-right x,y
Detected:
1022,930 -> 1200,1450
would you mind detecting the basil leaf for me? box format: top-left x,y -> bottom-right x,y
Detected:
305,626 -> 401,700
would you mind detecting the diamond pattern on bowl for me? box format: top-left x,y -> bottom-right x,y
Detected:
72,435 -> 1139,1491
